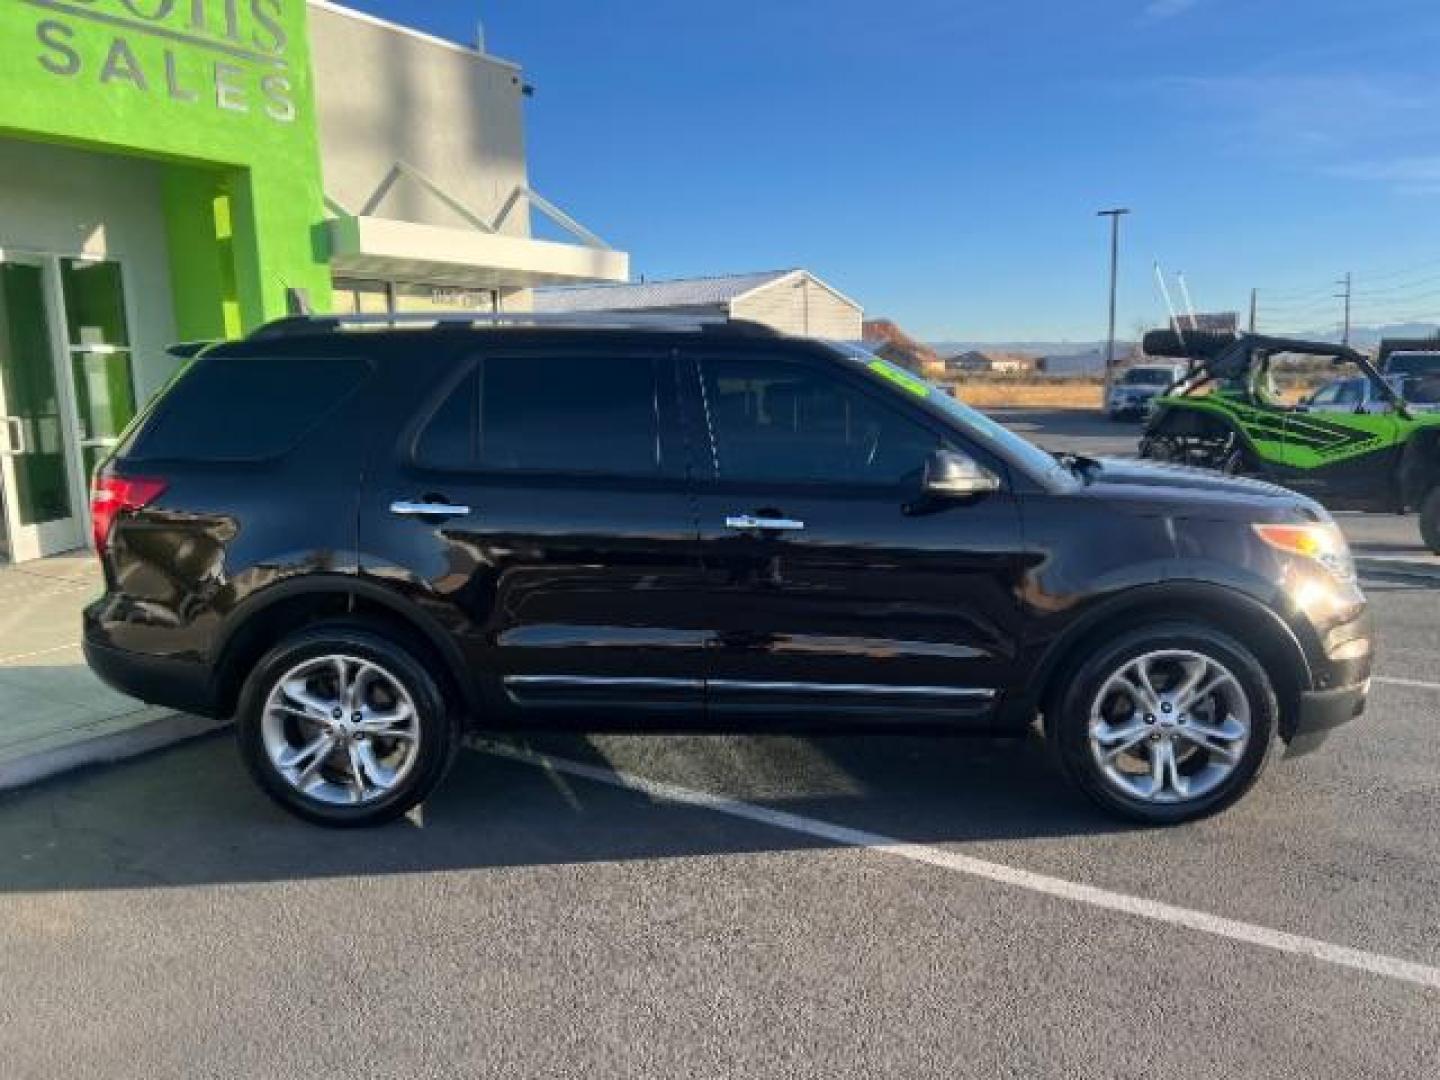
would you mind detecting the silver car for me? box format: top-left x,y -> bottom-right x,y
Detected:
1301,374 -> 1440,415
1107,363 -> 1186,421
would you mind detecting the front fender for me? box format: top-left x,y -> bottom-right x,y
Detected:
1025,579 -> 1317,724
1399,427 -> 1440,506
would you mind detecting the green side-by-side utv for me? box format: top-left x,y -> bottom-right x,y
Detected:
1137,329 -> 1440,553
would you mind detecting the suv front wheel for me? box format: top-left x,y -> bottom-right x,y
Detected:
1049,622 -> 1279,824
1420,488 -> 1440,555
237,623 -> 459,827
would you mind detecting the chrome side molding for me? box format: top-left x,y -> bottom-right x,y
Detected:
390,501 -> 471,519
709,680 -> 996,699
725,515 -> 805,532
504,675 -> 704,690
503,675 -> 995,699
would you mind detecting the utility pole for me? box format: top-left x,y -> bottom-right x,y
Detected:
1248,288 -> 1258,333
1097,208 -> 1130,396
1336,272 -> 1352,345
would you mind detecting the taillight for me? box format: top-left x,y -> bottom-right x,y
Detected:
91,474 -> 167,557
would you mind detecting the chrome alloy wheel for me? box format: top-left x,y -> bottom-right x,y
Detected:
260,654 -> 421,807
1087,649 -> 1251,805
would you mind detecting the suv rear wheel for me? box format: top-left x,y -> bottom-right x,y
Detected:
237,623 -> 459,827
1049,622 -> 1279,824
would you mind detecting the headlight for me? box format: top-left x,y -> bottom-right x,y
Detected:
1253,522 -> 1355,581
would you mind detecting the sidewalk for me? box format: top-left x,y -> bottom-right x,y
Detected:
0,554 -> 222,792
0,517 -> 1435,796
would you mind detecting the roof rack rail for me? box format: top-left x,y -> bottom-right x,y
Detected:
247,310 -> 781,340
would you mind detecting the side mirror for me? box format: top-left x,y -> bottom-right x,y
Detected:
922,448 -> 1000,499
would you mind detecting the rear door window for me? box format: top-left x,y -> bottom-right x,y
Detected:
414,354 -> 662,477
123,353 -> 371,462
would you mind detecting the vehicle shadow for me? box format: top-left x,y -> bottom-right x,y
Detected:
0,726 -> 1136,895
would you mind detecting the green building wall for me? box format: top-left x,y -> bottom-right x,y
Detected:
0,0 -> 332,339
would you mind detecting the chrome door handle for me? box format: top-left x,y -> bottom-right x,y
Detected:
725,514 -> 805,532
390,500 -> 471,519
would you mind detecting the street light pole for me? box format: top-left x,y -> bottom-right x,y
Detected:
1098,208 -> 1130,401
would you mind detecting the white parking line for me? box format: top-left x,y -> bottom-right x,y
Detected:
1373,676 -> 1440,692
0,641 -> 81,665
476,739 -> 1440,993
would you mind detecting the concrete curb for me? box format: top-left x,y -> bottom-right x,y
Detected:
1355,555 -> 1440,583
0,711 -> 228,795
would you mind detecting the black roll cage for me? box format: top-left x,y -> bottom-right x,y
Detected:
1141,329 -> 1411,415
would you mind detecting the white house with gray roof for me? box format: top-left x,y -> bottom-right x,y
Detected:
533,269 -> 863,339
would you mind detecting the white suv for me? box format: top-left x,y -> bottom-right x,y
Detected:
1107,363 -> 1186,421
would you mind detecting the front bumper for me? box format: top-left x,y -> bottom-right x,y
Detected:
1108,396 -> 1158,416
1287,679 -> 1369,756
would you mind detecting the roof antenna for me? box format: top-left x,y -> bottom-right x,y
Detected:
476,17 -> 486,54
1154,261 -> 1186,348
1176,271 -> 1200,331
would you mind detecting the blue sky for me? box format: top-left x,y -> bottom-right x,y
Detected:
346,0 -> 1440,342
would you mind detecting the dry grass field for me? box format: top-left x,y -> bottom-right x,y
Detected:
937,361 -> 1333,411
946,378 -> 1103,409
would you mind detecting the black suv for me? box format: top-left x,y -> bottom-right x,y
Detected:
84,315 -> 1372,827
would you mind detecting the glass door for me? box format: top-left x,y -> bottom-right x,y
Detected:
58,258 -> 139,483
0,256 -> 83,562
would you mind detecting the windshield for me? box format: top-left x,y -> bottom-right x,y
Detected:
1387,352 -> 1440,378
1121,368 -> 1174,386
1392,371 -> 1440,404
832,343 -> 1072,483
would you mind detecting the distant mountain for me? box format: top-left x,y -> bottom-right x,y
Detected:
1042,349 -> 1107,376
930,340 -> 1138,376
930,340 -> 1116,358
1281,322 -> 1440,349
933,323 -> 1440,359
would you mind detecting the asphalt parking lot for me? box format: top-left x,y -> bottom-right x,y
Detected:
0,411 -> 1436,1079
987,406 -> 1143,459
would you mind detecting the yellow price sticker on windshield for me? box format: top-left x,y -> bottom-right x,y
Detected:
867,360 -> 931,399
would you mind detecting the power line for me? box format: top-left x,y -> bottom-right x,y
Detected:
1256,256 -> 1440,306
1255,283 -> 1337,302
1351,274 -> 1440,299
1345,254 -> 1440,284
1337,272 -> 1352,345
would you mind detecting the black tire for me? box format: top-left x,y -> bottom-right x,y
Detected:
237,622 -> 460,827
1220,445 -> 1255,477
1047,622 -> 1279,825
1139,434 -> 1182,463
1421,488 -> 1440,555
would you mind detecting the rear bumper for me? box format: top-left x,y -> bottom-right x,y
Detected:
82,635 -> 220,719
1286,679 -> 1369,757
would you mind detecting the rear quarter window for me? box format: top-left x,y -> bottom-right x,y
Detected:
123,353 -> 371,462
